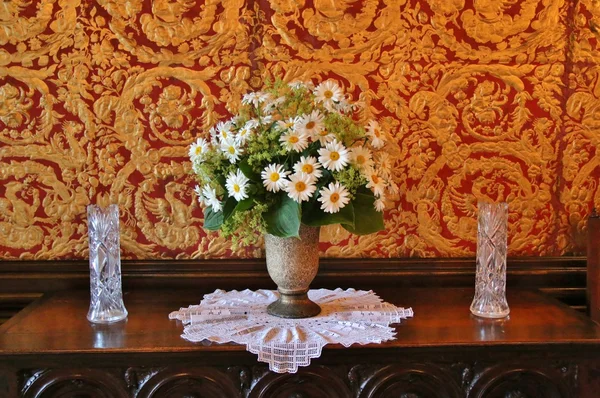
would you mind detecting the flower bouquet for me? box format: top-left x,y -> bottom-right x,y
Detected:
189,79 -> 396,317
189,79 -> 395,245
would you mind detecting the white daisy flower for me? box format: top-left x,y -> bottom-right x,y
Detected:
276,116 -> 300,132
285,173 -> 317,203
313,128 -> 336,146
298,110 -> 324,136
263,96 -> 285,114
314,80 -> 343,111
189,138 -> 209,162
366,120 -> 386,149
194,185 -> 205,207
387,180 -> 399,195
288,81 -> 314,90
374,196 -> 386,212
280,130 -> 309,152
318,182 -> 351,214
236,125 -> 253,145
334,97 -> 353,113
318,139 -> 350,171
209,126 -> 219,146
376,152 -> 393,177
259,114 -> 273,125
293,156 -> 323,182
365,170 -> 386,197
349,146 -> 374,170
228,115 -> 243,128
217,121 -> 233,142
202,184 -> 222,212
261,163 -> 289,192
241,92 -> 265,108
220,137 -> 242,163
245,119 -> 259,129
225,169 -> 250,201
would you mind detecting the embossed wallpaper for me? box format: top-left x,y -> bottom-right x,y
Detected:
0,0 -> 598,260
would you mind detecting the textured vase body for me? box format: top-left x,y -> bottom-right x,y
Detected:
265,225 -> 321,318
87,204 -> 128,324
470,202 -> 510,318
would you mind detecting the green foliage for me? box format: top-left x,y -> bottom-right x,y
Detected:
190,78 -> 392,247
204,207 -> 224,230
264,194 -> 301,238
332,167 -> 368,198
342,191 -> 385,235
302,201 -> 354,228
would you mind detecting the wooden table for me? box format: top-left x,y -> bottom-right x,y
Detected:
1,288 -> 600,397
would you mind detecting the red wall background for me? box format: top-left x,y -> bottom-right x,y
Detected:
0,0 -> 598,259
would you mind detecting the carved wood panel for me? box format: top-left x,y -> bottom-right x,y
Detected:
17,361 -> 579,398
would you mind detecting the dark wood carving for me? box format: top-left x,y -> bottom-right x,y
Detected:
21,369 -> 128,398
134,367 -> 241,398
353,364 -> 463,398
12,362 -> 584,398
467,364 -> 574,398
588,209 -> 600,323
248,366 -> 352,398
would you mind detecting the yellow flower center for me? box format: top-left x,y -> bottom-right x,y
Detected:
289,136 -> 299,144
319,129 -> 328,136
240,129 -> 247,136
295,181 -> 306,192
222,131 -> 228,139
374,129 -> 381,137
306,121 -> 315,129
302,164 -> 313,173
269,172 -> 279,182
330,193 -> 340,203
233,184 -> 240,193
356,155 -> 365,164
195,146 -> 203,155
286,122 -> 294,128
228,146 -> 235,154
324,90 -> 333,99
330,152 -> 340,161
371,175 -> 379,183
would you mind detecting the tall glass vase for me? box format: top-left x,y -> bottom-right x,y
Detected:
87,204 -> 128,324
470,202 -> 510,318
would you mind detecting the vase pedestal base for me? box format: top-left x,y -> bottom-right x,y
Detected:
267,290 -> 321,319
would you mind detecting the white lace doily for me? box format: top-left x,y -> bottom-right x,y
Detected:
169,288 -> 413,373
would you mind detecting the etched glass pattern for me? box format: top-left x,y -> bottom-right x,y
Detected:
87,204 -> 127,324
470,202 -> 510,318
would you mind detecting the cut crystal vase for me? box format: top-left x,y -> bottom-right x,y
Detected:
470,202 -> 510,318
87,204 -> 128,324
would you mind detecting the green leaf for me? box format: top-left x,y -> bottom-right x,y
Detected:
222,197 -> 237,221
239,159 -> 260,181
204,207 -> 223,230
264,194 -> 301,238
302,201 -> 355,228
342,191 -> 384,235
234,198 -> 254,213
222,197 -> 254,222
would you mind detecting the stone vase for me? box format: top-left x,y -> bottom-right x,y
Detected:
265,224 -> 321,318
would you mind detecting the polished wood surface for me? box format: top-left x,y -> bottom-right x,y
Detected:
1,288 -> 600,397
1,287 -> 599,356
588,209 -> 600,323
0,256 -> 587,325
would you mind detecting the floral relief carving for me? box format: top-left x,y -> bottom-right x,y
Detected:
0,1 -> 595,258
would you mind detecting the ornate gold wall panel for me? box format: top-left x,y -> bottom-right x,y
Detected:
0,0 -> 597,259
